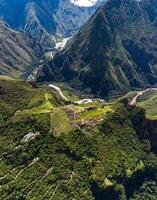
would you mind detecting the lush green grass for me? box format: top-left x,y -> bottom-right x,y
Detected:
51,108 -> 72,135
14,92 -> 54,119
79,104 -> 113,119
124,89 -> 157,120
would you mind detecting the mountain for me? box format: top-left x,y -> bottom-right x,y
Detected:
0,0 -> 103,48
0,20 -> 42,78
36,0 -> 157,98
2,0 -> 157,199
0,77 -> 157,199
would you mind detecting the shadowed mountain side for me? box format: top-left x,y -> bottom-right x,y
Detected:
36,0 -> 157,98
0,20 -> 42,78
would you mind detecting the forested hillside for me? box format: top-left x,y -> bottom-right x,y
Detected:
0,78 -> 157,199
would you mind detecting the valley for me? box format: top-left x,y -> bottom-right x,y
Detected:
36,0 -> 157,98
0,0 -> 103,49
0,0 -> 103,79
1,0 -> 157,200
27,37 -> 71,81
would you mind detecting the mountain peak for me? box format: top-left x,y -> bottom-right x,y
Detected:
0,0 -> 103,49
36,0 -> 157,98
70,0 -> 102,7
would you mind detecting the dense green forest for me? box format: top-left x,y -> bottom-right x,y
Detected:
0,78 -> 157,199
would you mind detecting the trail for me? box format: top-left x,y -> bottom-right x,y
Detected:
26,167 -> 53,199
49,84 -> 68,101
74,99 -> 94,104
41,185 -> 53,200
51,84 -> 157,107
48,171 -> 75,200
130,88 -> 157,105
49,185 -> 59,200
0,168 -> 16,180
49,84 -> 106,105
2,158 -> 39,200
14,158 -> 39,181
66,171 -> 75,185
0,158 -> 39,189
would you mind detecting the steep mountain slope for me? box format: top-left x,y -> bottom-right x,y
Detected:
1,78 -> 157,199
0,21 -> 42,78
0,0 -> 103,48
36,0 -> 157,98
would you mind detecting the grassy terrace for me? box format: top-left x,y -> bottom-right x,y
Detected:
50,108 -> 72,135
72,103 -> 113,124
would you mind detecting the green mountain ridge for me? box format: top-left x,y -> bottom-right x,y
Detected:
36,0 -> 157,98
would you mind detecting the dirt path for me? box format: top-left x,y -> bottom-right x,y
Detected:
49,185 -> 59,200
0,168 -> 16,180
130,88 -> 157,105
26,167 -> 53,199
48,171 -> 75,200
49,84 -> 106,105
49,84 -> 95,104
41,185 -> 53,200
49,84 -> 68,101
0,158 -> 39,189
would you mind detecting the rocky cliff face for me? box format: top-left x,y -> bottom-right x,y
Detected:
36,0 -> 157,98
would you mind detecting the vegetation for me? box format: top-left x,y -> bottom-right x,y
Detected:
50,108 -> 72,135
136,90 -> 157,119
0,20 -> 42,79
0,79 -> 157,199
37,0 -> 157,99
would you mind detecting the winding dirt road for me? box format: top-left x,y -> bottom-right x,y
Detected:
49,84 -> 68,101
49,84 -> 106,105
130,88 -> 157,105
